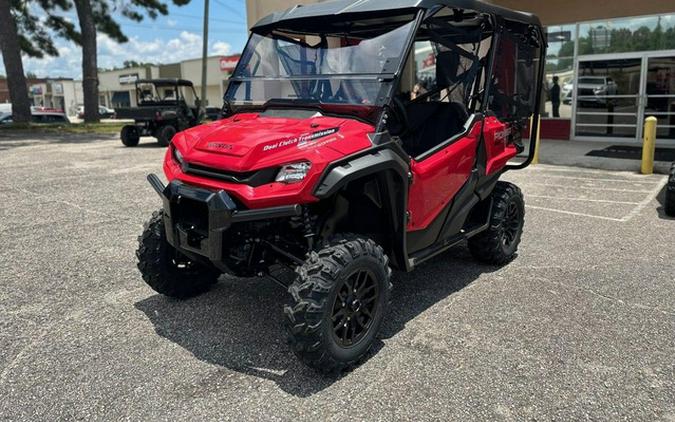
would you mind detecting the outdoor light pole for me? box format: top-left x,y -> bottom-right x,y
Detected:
200,0 -> 209,107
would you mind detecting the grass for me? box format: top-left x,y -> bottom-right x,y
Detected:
0,122 -> 125,135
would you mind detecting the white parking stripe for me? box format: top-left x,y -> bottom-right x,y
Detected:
533,174 -> 659,185
525,205 -> 626,222
527,195 -> 640,205
619,177 -> 668,222
527,182 -> 653,193
525,176 -> 667,222
519,164 -> 661,178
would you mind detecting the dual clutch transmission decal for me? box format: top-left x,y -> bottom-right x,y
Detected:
262,127 -> 341,152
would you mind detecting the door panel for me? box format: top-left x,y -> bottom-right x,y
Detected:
645,56 -> 675,140
406,121 -> 481,233
482,116 -> 520,175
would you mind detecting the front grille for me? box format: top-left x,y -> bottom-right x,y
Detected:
172,146 -> 278,187
183,162 -> 278,187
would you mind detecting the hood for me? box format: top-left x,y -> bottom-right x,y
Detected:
173,113 -> 375,173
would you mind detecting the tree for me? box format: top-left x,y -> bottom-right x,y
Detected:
0,0 -> 77,122
0,0 -> 31,122
74,0 -> 99,122
5,0 -> 190,123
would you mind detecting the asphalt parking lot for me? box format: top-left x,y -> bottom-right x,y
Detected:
1,134 -> 673,421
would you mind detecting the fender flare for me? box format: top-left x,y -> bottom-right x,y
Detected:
313,149 -> 409,198
313,148 -> 412,271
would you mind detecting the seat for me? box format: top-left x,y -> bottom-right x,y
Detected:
404,101 -> 469,156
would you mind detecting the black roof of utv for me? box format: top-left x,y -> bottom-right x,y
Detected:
252,0 -> 541,32
136,78 -> 195,87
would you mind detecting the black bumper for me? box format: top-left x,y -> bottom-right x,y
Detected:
147,174 -> 302,264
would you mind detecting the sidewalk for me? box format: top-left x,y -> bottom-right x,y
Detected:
533,139 -> 672,174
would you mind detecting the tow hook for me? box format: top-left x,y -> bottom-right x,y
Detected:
147,173 -> 166,199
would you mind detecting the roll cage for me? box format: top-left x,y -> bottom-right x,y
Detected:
135,79 -> 200,107
227,0 -> 546,169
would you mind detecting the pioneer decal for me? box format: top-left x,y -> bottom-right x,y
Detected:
206,142 -> 234,150
262,127 -> 340,152
494,126 -> 511,144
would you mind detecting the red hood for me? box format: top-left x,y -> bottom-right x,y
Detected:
172,113 -> 375,173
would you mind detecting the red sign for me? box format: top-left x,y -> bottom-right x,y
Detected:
219,55 -> 240,72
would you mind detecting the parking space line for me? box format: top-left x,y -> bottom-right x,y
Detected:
527,182 -> 653,193
520,164 -> 660,177
527,195 -> 640,205
525,205 -> 626,221
619,177 -> 668,222
533,174 -> 658,185
526,176 -> 667,222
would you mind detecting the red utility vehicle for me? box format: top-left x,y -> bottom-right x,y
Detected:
137,0 -> 546,373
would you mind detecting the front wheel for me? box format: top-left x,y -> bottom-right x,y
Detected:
120,125 -> 140,147
136,210 -> 220,298
665,163 -> 675,217
284,235 -> 392,373
468,181 -> 525,265
156,125 -> 176,147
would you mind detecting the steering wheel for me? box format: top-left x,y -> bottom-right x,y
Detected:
388,96 -> 410,136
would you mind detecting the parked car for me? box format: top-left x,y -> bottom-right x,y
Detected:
0,110 -> 70,124
77,105 -> 116,119
569,76 -> 618,106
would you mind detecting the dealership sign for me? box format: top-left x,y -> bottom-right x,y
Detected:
219,55 -> 240,73
119,73 -> 139,85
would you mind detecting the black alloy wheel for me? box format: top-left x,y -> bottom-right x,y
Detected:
468,181 -> 525,265
502,200 -> 523,248
331,269 -> 380,348
285,235 -> 392,373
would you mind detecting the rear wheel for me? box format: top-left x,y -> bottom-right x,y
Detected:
136,210 -> 220,298
156,125 -> 176,147
284,235 -> 392,373
468,181 -> 525,265
120,125 -> 140,147
666,163 -> 675,217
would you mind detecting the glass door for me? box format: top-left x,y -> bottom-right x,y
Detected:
644,55 -> 675,141
573,57 -> 643,140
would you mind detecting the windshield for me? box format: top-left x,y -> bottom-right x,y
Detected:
225,19 -> 416,107
136,83 -> 196,106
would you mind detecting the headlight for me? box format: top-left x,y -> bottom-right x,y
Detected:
275,162 -> 311,184
173,147 -> 184,165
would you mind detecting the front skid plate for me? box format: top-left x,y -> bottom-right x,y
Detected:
147,174 -> 302,266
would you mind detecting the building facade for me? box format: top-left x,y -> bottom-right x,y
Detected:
245,0 -> 675,144
29,79 -> 83,115
1,78 -> 82,115
97,55 -> 240,111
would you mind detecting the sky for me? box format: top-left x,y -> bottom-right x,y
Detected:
1,0 -> 250,79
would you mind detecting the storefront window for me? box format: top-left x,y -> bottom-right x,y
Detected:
574,58 -> 642,138
545,25 -> 576,118
579,14 -> 675,55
